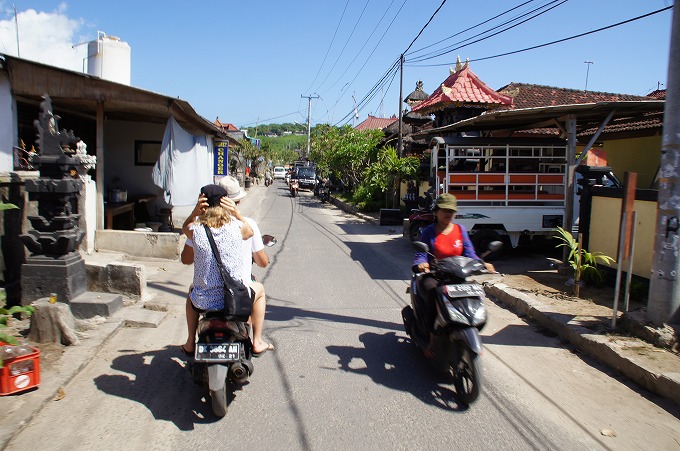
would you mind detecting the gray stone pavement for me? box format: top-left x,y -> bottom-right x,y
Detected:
1,185 -> 679,448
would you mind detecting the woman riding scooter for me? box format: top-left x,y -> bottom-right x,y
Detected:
413,193 -> 495,356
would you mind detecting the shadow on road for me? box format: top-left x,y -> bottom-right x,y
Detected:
266,301 -> 403,331
327,331 -> 469,411
93,345 -> 225,430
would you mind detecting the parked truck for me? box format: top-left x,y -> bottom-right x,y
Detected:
423,136 -> 569,251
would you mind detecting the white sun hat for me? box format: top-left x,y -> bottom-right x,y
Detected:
218,176 -> 248,201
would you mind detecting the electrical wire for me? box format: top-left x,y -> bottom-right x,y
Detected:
240,111 -> 300,128
303,0 -> 350,95
319,0 -> 400,96
405,0 -> 537,57
333,58 -> 400,126
312,0 -> 372,94
402,0 -> 448,55
408,4 -> 674,67
408,0 -> 567,63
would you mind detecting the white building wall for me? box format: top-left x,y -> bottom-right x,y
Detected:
104,119 -> 166,221
0,74 -> 16,172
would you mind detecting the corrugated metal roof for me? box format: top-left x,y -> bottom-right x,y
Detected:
414,101 -> 665,137
2,53 -> 234,142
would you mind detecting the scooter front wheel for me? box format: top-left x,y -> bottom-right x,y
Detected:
453,344 -> 482,405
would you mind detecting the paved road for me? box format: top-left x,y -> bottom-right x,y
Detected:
7,183 -> 680,450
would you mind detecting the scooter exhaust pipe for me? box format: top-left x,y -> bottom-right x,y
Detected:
229,362 -> 249,384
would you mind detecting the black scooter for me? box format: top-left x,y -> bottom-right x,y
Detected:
317,179 -> 331,203
189,235 -> 277,417
401,240 -> 501,405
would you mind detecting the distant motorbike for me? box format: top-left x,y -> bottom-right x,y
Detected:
401,240 -> 501,405
290,178 -> 299,197
317,179 -> 330,203
264,174 -> 273,187
406,190 -> 435,242
189,235 -> 277,417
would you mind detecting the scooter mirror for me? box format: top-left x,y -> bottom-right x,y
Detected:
262,234 -> 277,247
487,240 -> 503,252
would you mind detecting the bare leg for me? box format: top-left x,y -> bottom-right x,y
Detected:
183,293 -> 198,353
250,281 -> 272,354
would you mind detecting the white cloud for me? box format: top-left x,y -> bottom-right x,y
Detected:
0,6 -> 87,72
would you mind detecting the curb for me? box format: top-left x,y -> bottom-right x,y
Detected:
485,282 -> 680,407
329,196 -> 378,224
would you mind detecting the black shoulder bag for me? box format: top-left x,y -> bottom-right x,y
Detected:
203,224 -> 253,320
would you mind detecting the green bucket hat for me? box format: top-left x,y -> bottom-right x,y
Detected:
434,193 -> 458,211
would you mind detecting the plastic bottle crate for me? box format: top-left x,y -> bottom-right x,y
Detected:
0,345 -> 40,396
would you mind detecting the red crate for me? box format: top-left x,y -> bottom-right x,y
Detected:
0,344 -> 40,396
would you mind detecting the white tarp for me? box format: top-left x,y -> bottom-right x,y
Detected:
152,116 -> 213,206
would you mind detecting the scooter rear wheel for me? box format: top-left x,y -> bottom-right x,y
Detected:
453,345 -> 482,405
210,384 -> 229,417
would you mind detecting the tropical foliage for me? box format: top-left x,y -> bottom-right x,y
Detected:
554,226 -> 615,297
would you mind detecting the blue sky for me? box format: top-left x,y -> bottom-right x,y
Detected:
0,1 -> 674,130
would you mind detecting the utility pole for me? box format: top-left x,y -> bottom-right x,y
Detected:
648,5 -> 680,326
301,94 -> 318,160
397,54 -> 404,158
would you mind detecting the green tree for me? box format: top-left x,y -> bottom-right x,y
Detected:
364,147 -> 420,208
310,124 -> 383,190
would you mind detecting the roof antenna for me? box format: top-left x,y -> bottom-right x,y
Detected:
584,61 -> 594,91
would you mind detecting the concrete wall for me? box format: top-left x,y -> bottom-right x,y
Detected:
95,229 -> 182,260
589,195 -> 657,278
0,74 -> 16,172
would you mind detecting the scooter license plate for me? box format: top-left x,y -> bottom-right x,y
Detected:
445,283 -> 484,298
195,342 -> 240,362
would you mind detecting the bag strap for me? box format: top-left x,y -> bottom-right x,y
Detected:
203,224 -> 240,287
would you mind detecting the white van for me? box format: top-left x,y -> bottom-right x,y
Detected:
273,166 -> 286,180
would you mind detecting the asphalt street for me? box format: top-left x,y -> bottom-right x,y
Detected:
6,182 -> 680,450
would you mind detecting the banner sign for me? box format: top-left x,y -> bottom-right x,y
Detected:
250,138 -> 261,149
214,140 -> 228,175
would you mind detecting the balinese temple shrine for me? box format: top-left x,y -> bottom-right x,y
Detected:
411,57 -> 513,130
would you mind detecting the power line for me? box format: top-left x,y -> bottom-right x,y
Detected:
405,0 -> 537,57
240,111 -> 300,127
312,0 -> 372,94
408,0 -> 567,63
319,0 -> 401,97
304,0 -> 350,94
409,5 -> 674,67
325,0 -> 409,124
402,0 -> 448,55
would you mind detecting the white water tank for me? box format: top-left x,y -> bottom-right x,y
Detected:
87,33 -> 131,85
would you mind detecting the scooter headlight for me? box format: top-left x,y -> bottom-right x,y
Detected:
443,298 -> 469,324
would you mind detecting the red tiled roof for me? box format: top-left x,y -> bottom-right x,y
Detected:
412,65 -> 512,114
646,89 -> 666,99
497,83 -> 650,110
214,118 -> 239,131
578,111 -> 664,137
355,115 -> 397,131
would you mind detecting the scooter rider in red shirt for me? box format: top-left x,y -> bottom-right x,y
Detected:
412,193 -> 495,355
